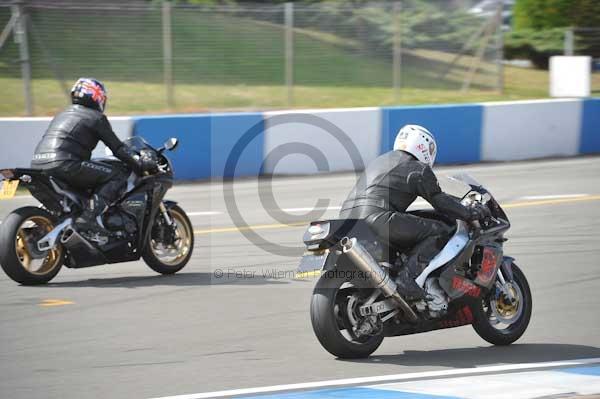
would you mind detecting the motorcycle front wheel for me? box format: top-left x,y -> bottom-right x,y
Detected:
0,207 -> 64,285
310,271 -> 384,359
472,263 -> 532,345
142,204 -> 194,275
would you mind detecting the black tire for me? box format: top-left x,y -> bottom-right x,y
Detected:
0,207 -> 64,285
472,263 -> 532,345
142,204 -> 194,275
310,272 -> 384,359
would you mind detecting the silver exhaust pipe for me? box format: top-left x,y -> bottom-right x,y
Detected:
341,237 -> 418,322
60,226 -> 98,252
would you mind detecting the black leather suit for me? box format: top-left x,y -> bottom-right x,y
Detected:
31,104 -> 140,204
340,150 -> 474,278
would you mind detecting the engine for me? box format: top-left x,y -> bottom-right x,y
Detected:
103,208 -> 137,235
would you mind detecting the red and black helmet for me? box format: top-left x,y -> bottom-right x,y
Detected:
70,78 -> 107,112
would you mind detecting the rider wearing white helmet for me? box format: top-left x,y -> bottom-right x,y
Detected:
340,124 -> 488,300
393,124 -> 437,166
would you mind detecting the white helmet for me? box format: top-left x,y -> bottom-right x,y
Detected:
393,124 -> 437,167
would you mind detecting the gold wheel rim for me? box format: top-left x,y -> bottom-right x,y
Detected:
496,286 -> 520,318
15,216 -> 62,276
150,209 -> 192,267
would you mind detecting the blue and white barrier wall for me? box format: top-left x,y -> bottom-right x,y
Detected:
1,98 -> 598,178
132,113 -> 264,180
0,116 -> 133,168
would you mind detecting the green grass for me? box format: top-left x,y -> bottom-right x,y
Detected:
0,8 -> 598,117
3,67 -> 598,117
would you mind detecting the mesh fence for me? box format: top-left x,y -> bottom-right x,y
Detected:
0,4 -> 24,113
574,27 -> 600,94
2,1 -> 508,116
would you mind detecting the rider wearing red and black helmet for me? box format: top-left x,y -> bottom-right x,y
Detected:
31,78 -> 153,231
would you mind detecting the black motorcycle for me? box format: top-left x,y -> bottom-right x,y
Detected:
299,174 -> 532,358
0,137 -> 194,285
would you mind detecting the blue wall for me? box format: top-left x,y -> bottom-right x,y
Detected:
381,104 -> 483,164
133,113 -> 264,180
580,98 -> 600,154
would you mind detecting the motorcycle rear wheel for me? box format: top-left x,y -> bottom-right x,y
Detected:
142,204 -> 194,275
310,272 -> 384,359
0,207 -> 64,285
472,263 -> 532,345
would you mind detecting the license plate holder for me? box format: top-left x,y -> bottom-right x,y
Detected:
297,252 -> 330,274
0,180 -> 19,200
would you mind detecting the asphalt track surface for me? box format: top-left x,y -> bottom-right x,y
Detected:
0,157 -> 599,399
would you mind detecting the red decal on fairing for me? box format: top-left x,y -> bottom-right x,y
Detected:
439,306 -> 474,328
477,247 -> 499,285
452,277 -> 481,297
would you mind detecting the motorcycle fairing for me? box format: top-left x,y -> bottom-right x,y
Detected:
414,220 -> 470,287
385,302 -> 476,337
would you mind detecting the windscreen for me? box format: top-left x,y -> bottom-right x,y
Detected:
439,173 -> 484,199
123,136 -> 153,153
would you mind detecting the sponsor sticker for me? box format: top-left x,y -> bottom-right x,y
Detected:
452,276 -> 481,297
477,247 -> 499,285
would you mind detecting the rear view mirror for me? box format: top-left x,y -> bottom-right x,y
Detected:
164,138 -> 178,151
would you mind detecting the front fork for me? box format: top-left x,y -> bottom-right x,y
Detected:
497,258 -> 516,302
159,202 -> 174,226
158,202 -> 180,243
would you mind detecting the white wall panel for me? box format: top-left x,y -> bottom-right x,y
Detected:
0,116 -> 133,168
263,108 -> 381,174
481,99 -> 582,161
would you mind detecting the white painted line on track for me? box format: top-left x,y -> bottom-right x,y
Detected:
519,194 -> 588,200
149,357 -> 600,399
187,211 -> 222,216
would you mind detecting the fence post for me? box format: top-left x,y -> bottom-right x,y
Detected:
284,2 -> 294,107
12,2 -> 33,116
495,1 -> 504,94
564,27 -> 574,56
162,0 -> 174,108
392,2 -> 402,102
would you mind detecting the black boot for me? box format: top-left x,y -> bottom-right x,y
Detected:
395,267 -> 427,301
75,194 -> 108,233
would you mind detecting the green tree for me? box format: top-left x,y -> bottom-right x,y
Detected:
507,0 -> 600,68
513,0 -> 600,30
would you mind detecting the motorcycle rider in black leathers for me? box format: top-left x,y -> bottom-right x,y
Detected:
30,78 -> 153,231
339,125 -> 489,300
